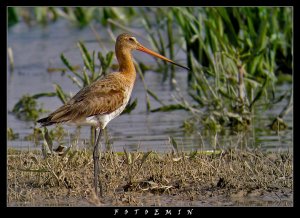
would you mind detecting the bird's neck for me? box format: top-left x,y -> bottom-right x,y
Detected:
116,49 -> 136,81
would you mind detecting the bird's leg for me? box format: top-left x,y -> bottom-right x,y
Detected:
93,127 -> 103,197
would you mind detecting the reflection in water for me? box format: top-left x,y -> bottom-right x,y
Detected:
7,20 -> 293,152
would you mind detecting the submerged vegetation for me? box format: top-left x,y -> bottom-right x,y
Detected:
8,7 -> 292,146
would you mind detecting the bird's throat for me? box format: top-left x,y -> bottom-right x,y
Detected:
116,49 -> 136,81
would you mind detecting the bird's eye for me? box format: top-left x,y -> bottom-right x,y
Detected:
128,37 -> 135,42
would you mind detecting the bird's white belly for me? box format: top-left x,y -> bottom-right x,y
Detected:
68,103 -> 127,129
71,88 -> 132,129
84,103 -> 127,129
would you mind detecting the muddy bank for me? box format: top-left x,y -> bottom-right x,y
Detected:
7,148 -> 293,206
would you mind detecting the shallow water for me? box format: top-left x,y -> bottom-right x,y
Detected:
7,20 -> 293,152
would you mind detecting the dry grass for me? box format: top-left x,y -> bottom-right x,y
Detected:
7,148 -> 293,206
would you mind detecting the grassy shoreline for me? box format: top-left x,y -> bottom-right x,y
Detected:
7,148 -> 293,206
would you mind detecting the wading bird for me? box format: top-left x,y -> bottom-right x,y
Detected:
37,33 -> 190,197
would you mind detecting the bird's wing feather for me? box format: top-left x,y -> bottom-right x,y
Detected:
48,75 -> 127,123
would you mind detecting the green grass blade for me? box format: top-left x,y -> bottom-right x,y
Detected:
249,77 -> 268,110
146,89 -> 165,106
54,83 -> 68,104
169,136 -> 178,153
151,104 -> 186,112
77,41 -> 94,74
32,92 -> 57,99
121,98 -> 137,114
43,127 -> 53,153
215,8 -> 239,47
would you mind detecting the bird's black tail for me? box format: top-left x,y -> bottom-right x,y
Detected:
37,117 -> 55,127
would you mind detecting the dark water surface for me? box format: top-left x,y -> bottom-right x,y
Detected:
7,20 -> 293,152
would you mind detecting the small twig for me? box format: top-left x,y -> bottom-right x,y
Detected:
46,160 -> 60,185
8,47 -> 14,72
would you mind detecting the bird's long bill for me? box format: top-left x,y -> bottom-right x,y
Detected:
137,44 -> 190,71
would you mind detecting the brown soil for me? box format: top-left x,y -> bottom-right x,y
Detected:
7,148 -> 293,207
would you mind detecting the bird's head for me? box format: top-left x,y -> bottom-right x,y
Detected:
116,33 -> 190,71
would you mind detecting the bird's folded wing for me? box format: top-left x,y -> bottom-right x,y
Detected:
49,78 -> 127,123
